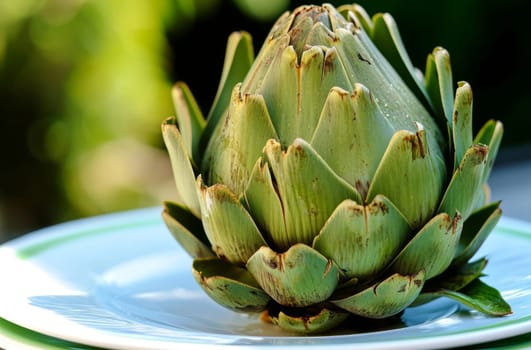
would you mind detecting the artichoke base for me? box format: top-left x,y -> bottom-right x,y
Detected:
259,301 -> 411,335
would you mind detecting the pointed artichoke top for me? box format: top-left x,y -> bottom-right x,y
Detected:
270,3 -> 352,61
236,2 -> 445,153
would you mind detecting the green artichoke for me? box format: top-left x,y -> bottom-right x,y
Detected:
161,3 -> 511,334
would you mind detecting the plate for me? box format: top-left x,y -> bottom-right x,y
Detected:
0,317 -> 106,350
0,207 -> 530,350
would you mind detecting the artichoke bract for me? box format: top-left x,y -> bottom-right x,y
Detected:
161,3 -> 511,333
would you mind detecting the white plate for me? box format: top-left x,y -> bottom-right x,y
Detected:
0,207 -> 530,350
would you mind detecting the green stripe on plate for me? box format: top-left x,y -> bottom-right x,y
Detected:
0,316 -> 106,350
16,219 -> 160,259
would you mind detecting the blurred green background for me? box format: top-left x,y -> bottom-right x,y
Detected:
1,0 -> 530,242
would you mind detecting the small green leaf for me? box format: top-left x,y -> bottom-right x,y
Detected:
244,158 -> 287,250
332,271 -> 425,318
241,31 -> 290,94
305,23 -> 336,47
202,84 -> 278,195
246,244 -> 340,307
474,119 -> 503,184
311,84 -> 394,198
325,3 -> 352,32
429,279 -> 512,316
270,307 -> 349,334
201,31 -> 255,147
333,27 -> 444,150
286,14 -> 313,60
390,212 -> 462,280
452,82 -> 474,171
424,47 -> 454,127
412,258 -> 488,307
452,202 -> 501,266
255,43 -> 354,144
338,4 -> 374,34
161,118 -> 201,216
438,144 -> 488,220
313,195 -> 409,281
171,82 -> 206,163
264,138 -> 361,248
367,125 -> 446,228
295,46 -> 331,141
196,177 -> 267,265
193,258 -> 270,313
425,258 -> 488,293
162,201 -> 213,259
246,42 -> 298,144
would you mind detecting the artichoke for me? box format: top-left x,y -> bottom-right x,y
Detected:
161,3 -> 511,334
